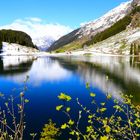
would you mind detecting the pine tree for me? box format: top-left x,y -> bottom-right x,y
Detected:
0,41 -> 2,50
0,29 -> 35,48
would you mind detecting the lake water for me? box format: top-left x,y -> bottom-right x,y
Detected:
0,55 -> 140,139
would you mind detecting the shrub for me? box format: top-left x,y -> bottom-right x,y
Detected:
40,119 -> 61,140
56,84 -> 140,140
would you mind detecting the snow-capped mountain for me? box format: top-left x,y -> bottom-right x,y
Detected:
33,36 -> 55,51
48,0 -> 134,51
78,0 -> 132,37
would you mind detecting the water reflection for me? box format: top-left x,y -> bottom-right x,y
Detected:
53,56 -> 140,103
0,56 -> 72,86
0,55 -> 140,103
0,56 -> 34,75
28,58 -> 72,86
0,55 -> 140,139
130,56 -> 140,69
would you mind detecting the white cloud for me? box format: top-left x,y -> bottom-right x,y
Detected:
2,56 -> 72,86
26,17 -> 42,22
0,17 -> 72,47
80,21 -> 89,27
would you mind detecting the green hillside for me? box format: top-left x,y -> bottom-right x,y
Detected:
0,29 -> 36,50
47,28 -> 80,52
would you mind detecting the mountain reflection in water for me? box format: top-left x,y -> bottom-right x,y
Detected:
55,56 -> 140,103
0,55 -> 140,103
0,55 -> 140,139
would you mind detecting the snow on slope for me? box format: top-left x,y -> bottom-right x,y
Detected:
78,0 -> 132,37
1,42 -> 39,56
88,28 -> 140,55
33,36 -> 55,51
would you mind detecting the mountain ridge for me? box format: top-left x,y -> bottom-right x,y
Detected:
48,0 -> 140,55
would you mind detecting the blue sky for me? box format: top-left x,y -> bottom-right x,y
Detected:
0,0 -> 129,28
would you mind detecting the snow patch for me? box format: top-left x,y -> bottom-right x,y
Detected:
79,0 -> 132,36
1,42 -> 39,56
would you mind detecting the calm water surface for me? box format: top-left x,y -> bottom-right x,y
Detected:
0,55 -> 140,139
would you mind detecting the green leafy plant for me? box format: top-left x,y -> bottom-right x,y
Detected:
40,119 -> 61,140
1,76 -> 140,140
56,89 -> 140,140
58,93 -> 72,102
0,76 -> 30,140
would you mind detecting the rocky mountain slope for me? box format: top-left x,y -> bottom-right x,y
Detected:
132,0 -> 140,6
48,0 -> 140,55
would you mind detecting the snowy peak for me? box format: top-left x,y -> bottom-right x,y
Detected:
78,0 -> 132,37
49,0 -> 134,51
33,36 -> 55,51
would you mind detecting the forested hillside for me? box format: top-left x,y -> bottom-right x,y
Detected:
0,29 -> 36,49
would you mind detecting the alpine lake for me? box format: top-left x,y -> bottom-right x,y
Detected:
0,55 -> 140,139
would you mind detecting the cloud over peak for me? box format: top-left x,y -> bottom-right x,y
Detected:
0,17 -> 72,48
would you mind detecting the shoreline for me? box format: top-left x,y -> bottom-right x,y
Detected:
0,50 -> 139,57
1,42 -> 139,57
